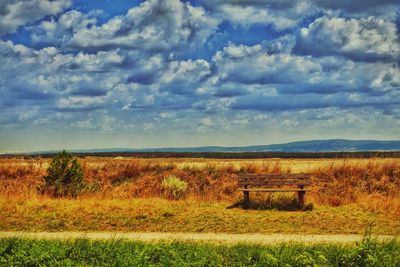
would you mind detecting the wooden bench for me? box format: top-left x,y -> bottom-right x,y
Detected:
238,173 -> 311,209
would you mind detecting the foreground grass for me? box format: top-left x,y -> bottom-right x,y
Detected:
1,198 -> 399,235
1,237 -> 399,266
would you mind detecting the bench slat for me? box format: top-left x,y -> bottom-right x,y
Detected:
238,188 -> 311,192
239,178 -> 309,182
239,178 -> 310,182
239,173 -> 310,179
238,181 -> 311,186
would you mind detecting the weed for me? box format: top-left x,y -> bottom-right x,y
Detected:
162,175 -> 188,200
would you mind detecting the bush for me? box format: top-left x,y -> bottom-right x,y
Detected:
43,151 -> 85,197
161,175 -> 188,200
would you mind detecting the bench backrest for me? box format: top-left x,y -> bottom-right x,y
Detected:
239,173 -> 311,188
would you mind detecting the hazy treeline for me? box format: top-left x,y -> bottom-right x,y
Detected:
2,151 -> 400,159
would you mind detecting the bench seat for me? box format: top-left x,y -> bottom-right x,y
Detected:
238,173 -> 311,208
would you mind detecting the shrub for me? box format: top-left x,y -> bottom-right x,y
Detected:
43,151 -> 85,197
161,175 -> 188,200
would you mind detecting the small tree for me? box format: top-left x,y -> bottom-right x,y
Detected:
44,150 -> 85,197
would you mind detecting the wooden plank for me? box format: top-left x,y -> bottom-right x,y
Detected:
246,173 -> 310,176
238,180 -> 311,186
239,177 -> 310,183
238,173 -> 312,194
239,173 -> 310,179
238,181 -> 311,187
240,176 -> 310,180
238,184 -> 311,189
238,188 -> 311,192
239,179 -> 310,183
239,181 -> 310,185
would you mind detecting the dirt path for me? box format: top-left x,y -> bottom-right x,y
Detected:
0,232 -> 396,244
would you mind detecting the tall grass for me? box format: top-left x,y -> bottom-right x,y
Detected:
1,159 -> 285,201
1,158 -> 399,214
0,237 -> 399,266
310,160 -> 400,214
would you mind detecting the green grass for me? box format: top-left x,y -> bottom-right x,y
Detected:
0,237 -> 399,266
1,198 -> 399,235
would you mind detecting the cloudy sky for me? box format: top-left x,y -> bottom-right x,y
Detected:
0,0 -> 399,152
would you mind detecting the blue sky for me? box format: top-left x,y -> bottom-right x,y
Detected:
0,0 -> 399,152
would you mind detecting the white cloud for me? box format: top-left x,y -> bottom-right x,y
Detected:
30,10 -> 100,45
213,44 -> 322,85
296,16 -> 400,61
67,0 -> 218,53
370,66 -> 400,92
212,42 -> 400,97
200,0 -> 316,30
311,0 -> 400,18
159,59 -> 211,95
0,0 -> 71,35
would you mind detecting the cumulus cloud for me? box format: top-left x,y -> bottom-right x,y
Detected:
199,0 -> 316,30
213,44 -> 321,85
126,54 -> 165,85
66,0 -> 219,53
29,10 -> 100,46
62,50 -> 125,73
0,40 -> 125,113
209,42 -> 400,113
295,16 -> 400,61
159,59 -> 212,95
0,0 -> 71,35
311,0 -> 400,17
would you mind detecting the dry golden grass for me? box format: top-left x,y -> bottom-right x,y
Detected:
1,157 -> 399,204
310,159 -> 400,212
1,197 -> 399,235
0,157 -> 399,234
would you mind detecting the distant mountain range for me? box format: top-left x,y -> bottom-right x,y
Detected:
23,139 -> 400,154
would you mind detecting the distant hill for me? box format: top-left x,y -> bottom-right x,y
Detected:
23,139 -> 400,154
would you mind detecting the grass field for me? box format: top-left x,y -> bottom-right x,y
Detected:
1,236 -> 399,266
0,157 -> 400,235
1,157 -> 399,265
1,198 -> 399,235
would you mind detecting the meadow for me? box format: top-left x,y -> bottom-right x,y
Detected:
0,157 -> 399,235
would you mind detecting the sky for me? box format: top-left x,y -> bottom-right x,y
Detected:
0,0 -> 399,152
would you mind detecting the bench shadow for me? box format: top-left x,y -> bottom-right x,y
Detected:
227,195 -> 313,211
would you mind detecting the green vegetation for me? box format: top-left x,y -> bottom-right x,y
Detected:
0,237 -> 399,266
162,175 -> 188,199
43,151 -> 85,197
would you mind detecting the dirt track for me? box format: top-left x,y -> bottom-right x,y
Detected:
0,232 -> 396,244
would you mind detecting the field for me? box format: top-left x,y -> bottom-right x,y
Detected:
1,157 -> 400,234
1,156 -> 399,265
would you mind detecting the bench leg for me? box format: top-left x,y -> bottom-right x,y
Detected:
297,191 -> 305,209
297,185 -> 305,209
243,189 -> 250,208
